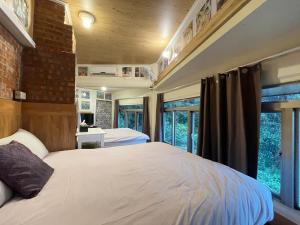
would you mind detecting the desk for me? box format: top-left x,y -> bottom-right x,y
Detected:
76,128 -> 106,149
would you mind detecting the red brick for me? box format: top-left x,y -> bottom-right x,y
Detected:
0,23 -> 22,100
22,0 -> 75,104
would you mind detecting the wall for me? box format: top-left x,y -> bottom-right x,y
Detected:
261,50 -> 300,86
22,0 -> 75,104
95,100 -> 112,129
20,0 -> 76,151
0,23 -> 22,100
163,83 -> 200,102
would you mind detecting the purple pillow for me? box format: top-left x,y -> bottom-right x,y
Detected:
0,141 -> 54,199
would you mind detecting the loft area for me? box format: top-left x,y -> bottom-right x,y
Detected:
1,0 -> 300,225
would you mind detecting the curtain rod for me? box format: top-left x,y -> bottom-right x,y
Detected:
157,46 -> 300,94
224,46 -> 300,73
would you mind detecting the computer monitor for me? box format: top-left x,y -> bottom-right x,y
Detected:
80,113 -> 94,126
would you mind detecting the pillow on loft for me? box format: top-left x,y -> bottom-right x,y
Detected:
0,141 -> 54,199
0,129 -> 49,159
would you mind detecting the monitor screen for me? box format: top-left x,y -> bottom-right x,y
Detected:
80,113 -> 94,126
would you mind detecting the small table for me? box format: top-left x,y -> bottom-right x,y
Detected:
76,128 -> 106,149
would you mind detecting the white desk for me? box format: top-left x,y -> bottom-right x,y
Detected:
76,128 -> 106,149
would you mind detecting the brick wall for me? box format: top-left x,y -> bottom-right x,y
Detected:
0,24 -> 22,100
22,0 -> 75,104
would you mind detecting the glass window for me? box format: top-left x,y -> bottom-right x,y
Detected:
262,83 -> 300,103
81,90 -> 90,99
257,112 -> 282,195
175,111 -> 188,150
96,91 -> 105,99
163,97 -> 200,153
164,98 -> 200,109
127,112 -> 136,130
137,112 -> 143,132
118,105 -> 143,132
192,112 -> 199,155
118,111 -> 125,128
163,112 -> 173,145
105,93 -> 112,100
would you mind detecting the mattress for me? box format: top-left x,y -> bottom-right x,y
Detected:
0,143 -> 273,225
103,128 -> 149,145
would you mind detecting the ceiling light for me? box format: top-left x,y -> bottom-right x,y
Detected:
162,50 -> 170,59
101,87 -> 107,91
79,11 -> 95,28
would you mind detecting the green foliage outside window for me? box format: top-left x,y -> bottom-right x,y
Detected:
175,112 -> 188,150
118,105 -> 143,131
258,112 -> 281,194
163,98 -> 200,153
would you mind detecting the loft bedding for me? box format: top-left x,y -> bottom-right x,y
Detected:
0,142 -> 273,225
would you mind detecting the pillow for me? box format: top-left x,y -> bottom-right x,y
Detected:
0,129 -> 49,159
0,181 -> 12,207
0,141 -> 54,199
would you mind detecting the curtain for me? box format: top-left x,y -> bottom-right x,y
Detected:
197,64 -> 261,178
154,93 -> 164,142
113,100 -> 119,128
142,97 -> 151,138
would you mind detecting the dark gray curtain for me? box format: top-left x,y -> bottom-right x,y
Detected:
113,100 -> 119,128
142,97 -> 151,138
154,93 -> 164,142
197,64 -> 261,178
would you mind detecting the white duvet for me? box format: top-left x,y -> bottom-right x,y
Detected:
0,143 -> 273,225
103,128 -> 150,143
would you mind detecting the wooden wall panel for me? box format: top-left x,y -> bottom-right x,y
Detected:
22,103 -> 76,152
0,99 -> 21,138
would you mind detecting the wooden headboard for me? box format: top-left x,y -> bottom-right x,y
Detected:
0,99 -> 21,138
22,102 -> 76,152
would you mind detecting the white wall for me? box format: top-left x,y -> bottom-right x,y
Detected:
163,83 -> 200,102
261,50 -> 300,86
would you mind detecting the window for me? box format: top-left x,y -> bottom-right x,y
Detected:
175,111 -> 188,150
163,97 -> 200,153
118,105 -> 143,132
163,112 -> 173,145
192,112 -> 199,155
258,112 -> 281,194
260,82 -> 300,210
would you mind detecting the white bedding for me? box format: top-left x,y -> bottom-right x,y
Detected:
0,143 -> 273,225
103,128 -> 149,147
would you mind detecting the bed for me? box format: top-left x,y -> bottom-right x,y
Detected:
0,142 -> 273,225
103,128 -> 150,147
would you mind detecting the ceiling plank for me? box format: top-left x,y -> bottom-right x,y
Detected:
68,0 -> 195,64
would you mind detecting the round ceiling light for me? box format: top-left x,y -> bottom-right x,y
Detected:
79,11 -> 95,29
162,50 -> 171,59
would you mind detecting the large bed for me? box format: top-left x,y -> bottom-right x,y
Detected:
0,142 -> 273,225
103,128 -> 150,147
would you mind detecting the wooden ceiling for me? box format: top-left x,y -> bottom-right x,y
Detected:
67,0 -> 195,64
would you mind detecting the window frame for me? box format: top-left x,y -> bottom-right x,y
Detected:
261,100 -> 300,209
163,98 -> 200,152
119,107 -> 143,131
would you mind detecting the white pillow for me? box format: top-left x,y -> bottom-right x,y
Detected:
0,182 -> 12,207
0,129 -> 49,159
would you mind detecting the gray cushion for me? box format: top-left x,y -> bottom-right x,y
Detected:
0,141 -> 54,199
